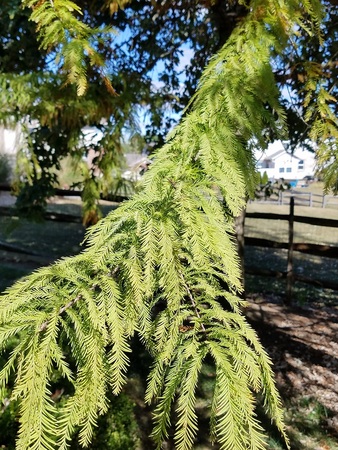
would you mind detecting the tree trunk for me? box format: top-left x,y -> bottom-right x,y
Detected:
235,206 -> 246,298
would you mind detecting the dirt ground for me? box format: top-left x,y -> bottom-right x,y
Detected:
246,295 -> 338,440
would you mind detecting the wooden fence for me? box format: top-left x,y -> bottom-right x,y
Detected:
245,197 -> 338,303
1,186 -> 337,303
254,190 -> 338,208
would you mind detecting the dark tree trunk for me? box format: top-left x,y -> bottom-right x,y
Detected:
235,206 -> 247,298
210,0 -> 249,49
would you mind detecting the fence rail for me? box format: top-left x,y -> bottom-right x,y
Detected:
253,190 -> 338,208
245,237 -> 338,258
0,183 -> 128,204
0,187 -> 337,302
244,196 -> 338,302
246,212 -> 338,228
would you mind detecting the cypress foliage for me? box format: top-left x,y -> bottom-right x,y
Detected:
0,0 -> 325,449
22,0 -> 118,96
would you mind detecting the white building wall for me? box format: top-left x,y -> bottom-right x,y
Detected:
0,125 -> 22,156
255,143 -> 316,181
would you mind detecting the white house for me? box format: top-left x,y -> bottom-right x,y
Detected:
0,124 -> 22,163
255,142 -> 316,183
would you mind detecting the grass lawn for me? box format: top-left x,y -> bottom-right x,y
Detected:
246,202 -> 338,245
0,215 -> 86,290
247,184 -> 338,303
245,192 -> 338,305
0,199 -> 120,290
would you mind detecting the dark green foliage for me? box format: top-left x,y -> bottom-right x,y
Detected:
68,393 -> 139,450
0,390 -> 19,450
0,345 -> 139,450
0,0 -> 46,73
256,174 -> 291,201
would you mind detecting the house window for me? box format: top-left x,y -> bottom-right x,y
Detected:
279,167 -> 285,173
286,167 -> 292,173
298,160 -> 304,170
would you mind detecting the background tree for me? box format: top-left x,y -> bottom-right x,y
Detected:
2,0 -> 337,224
3,0 -> 249,225
0,0 -> 134,224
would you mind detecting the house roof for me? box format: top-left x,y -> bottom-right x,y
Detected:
125,153 -> 151,169
264,149 -> 285,160
260,148 -> 306,162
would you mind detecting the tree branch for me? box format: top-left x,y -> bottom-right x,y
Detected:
39,294 -> 83,332
180,272 -> 206,333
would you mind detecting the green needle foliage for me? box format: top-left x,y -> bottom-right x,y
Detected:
22,0 -> 117,96
0,1 -> 329,449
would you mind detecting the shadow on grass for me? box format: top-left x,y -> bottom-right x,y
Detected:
0,264 -> 32,292
257,396 -> 337,450
246,305 -> 338,449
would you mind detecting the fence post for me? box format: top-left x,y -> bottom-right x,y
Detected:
286,196 -> 294,305
310,192 -> 313,207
